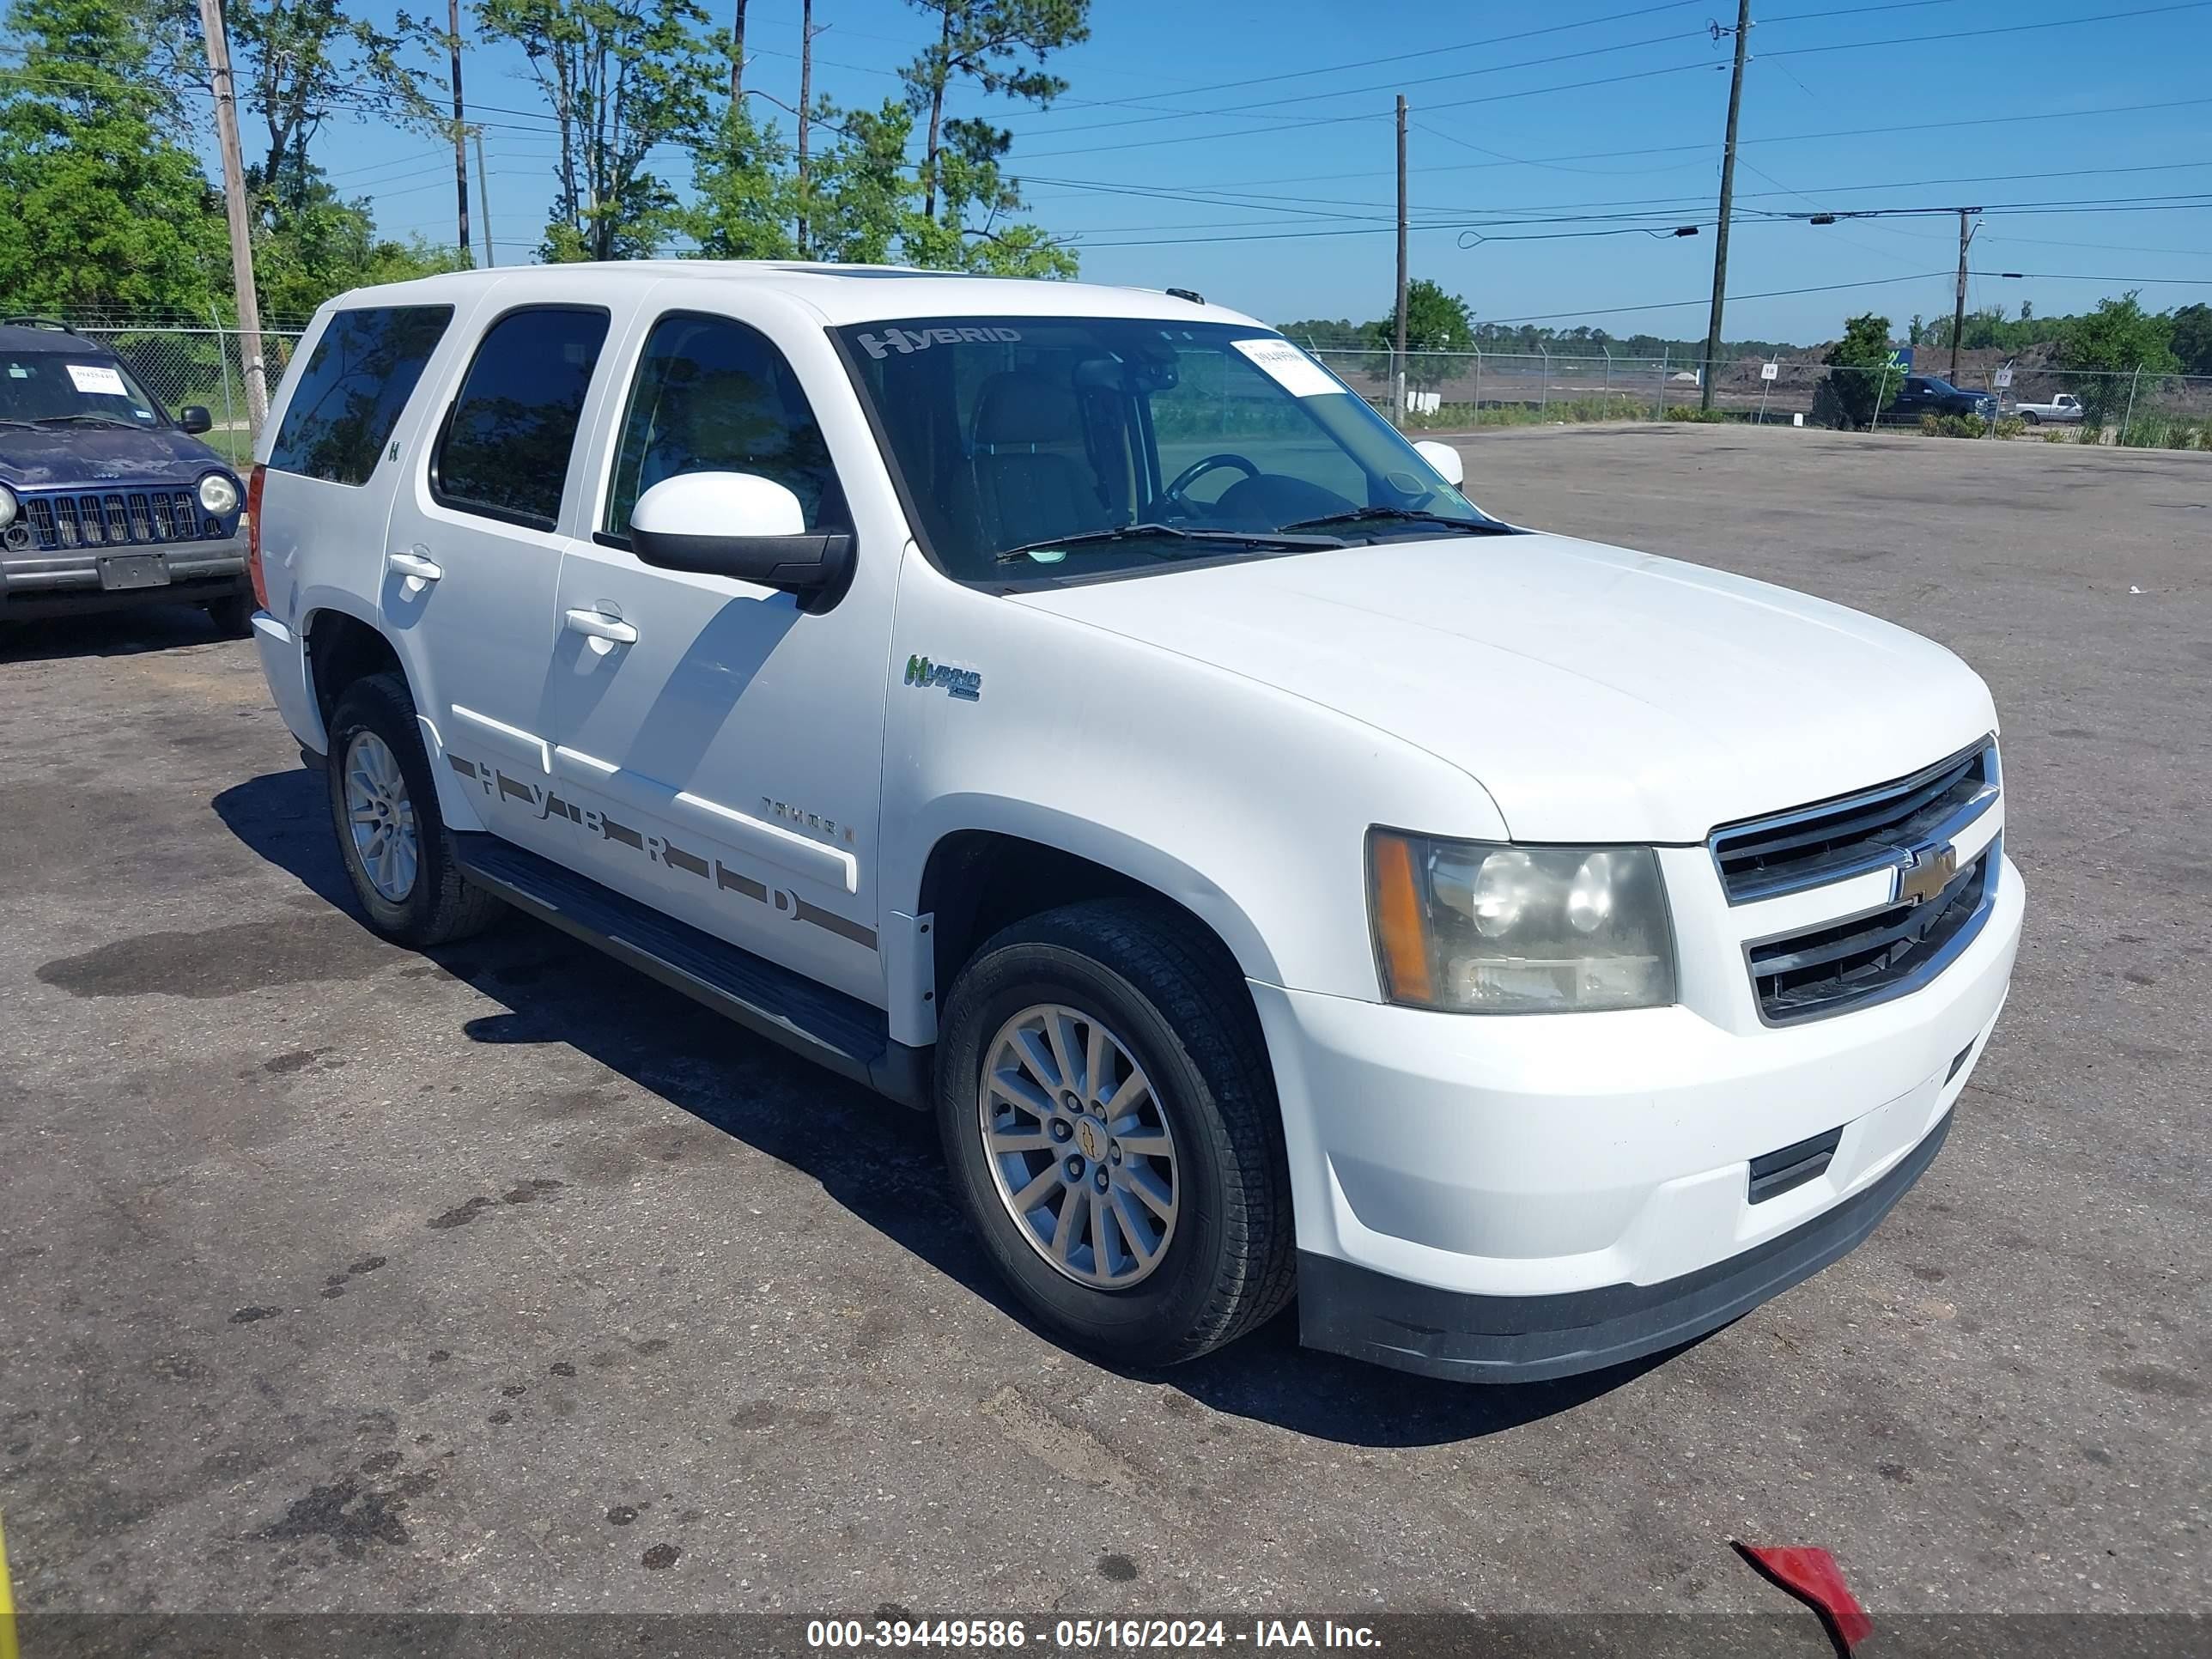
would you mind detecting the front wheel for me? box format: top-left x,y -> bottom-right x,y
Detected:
936,900 -> 1294,1366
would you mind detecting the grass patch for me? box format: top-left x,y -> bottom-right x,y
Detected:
1401,395 -> 1658,429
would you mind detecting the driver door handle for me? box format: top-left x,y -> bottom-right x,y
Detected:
388,550 -> 443,582
564,607 -> 639,645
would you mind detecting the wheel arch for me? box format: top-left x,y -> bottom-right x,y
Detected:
914,815 -> 1280,1028
302,601 -> 408,732
301,601 -> 484,835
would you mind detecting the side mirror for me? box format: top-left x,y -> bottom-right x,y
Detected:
629,471 -> 854,598
1412,439 -> 1464,489
178,405 -> 213,434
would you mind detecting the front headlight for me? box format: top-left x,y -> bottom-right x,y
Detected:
0,484 -> 15,530
1368,830 -> 1676,1012
198,472 -> 240,516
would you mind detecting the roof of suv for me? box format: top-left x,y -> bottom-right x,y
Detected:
319,260 -> 1265,331
0,324 -> 106,354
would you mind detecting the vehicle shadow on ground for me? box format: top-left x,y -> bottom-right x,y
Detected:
0,605 -> 233,662
214,764 -> 1680,1449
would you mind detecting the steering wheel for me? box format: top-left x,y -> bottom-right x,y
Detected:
1162,452 -> 1261,505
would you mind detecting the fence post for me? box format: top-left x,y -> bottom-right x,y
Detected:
1656,349 -> 1668,420
1602,346 -> 1612,404
2121,366 -> 2142,446
210,309 -> 237,440
1540,348 -> 1550,415
1472,348 -> 1481,424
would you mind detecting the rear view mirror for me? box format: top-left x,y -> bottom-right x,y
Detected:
1413,439 -> 1464,489
629,471 -> 855,599
178,405 -> 213,434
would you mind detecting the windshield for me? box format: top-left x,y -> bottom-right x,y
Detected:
0,350 -> 165,428
836,317 -> 1498,581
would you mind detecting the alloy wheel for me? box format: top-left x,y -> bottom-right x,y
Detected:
977,1003 -> 1180,1289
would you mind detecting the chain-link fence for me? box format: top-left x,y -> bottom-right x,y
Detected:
1319,346 -> 2212,449
69,325 -> 306,465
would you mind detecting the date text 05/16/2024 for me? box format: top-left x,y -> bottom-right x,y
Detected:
805,1620 -> 1382,1650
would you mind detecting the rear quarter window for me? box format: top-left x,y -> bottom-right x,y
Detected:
268,305 -> 453,486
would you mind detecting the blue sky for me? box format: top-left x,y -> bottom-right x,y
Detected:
290,0 -> 2212,342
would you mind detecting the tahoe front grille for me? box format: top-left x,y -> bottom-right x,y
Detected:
1747,837 -> 1997,1024
1710,738 -> 1997,905
21,489 -> 211,551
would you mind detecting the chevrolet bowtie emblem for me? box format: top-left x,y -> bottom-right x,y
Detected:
1894,844 -> 1958,907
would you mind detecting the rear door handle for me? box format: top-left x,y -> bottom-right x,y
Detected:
564,607 -> 639,645
389,550 -> 443,582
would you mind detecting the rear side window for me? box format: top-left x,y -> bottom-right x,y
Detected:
434,307 -> 610,530
268,306 -> 452,485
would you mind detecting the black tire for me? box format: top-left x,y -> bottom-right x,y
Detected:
325,672 -> 502,948
2021,410 -> 2040,425
204,593 -> 254,637
936,899 -> 1294,1366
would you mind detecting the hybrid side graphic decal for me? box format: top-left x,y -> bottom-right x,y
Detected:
446,754 -> 878,951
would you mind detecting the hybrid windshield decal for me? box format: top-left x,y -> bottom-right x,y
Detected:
856,325 -> 1023,360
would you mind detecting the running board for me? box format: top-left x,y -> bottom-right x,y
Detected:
453,834 -> 927,1108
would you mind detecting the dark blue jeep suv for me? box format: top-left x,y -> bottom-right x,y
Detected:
0,321 -> 251,633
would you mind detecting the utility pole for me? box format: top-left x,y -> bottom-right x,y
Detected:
1699,0 -> 1752,414
474,129 -> 495,267
448,0 -> 471,263
730,0 -> 747,100
795,0 -> 815,255
1394,94 -> 1409,423
1949,207 -> 1981,381
194,0 -> 267,433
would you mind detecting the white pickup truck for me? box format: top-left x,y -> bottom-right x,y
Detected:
2013,392 -> 2084,424
246,263 -> 2022,1382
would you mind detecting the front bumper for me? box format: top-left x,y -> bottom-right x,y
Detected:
1255,851 -> 2024,1382
0,533 -> 248,617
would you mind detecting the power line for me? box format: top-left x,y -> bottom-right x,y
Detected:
1000,2 -> 1707,123
1765,0 -> 2212,59
999,20 -> 1713,142
1084,94 -> 2212,194
1479,271 -> 1950,326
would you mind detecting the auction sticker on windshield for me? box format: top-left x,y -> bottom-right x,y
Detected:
66,363 -> 129,396
1231,337 -> 1340,398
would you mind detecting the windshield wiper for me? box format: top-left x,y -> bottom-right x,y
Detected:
1279,506 -> 1507,536
996,522 -> 1341,564
36,414 -> 142,428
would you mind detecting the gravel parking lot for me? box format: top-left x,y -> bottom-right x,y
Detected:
2,424 -> 2205,1639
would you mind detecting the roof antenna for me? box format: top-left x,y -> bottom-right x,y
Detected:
1165,287 -> 1205,306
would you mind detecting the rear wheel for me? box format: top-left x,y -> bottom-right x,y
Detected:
936,900 -> 1294,1365
325,672 -> 501,948
2021,410 -> 2041,425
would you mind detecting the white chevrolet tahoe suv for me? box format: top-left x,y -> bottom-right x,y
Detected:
247,264 -> 2023,1382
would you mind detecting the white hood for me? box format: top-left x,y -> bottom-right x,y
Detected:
1011,532 -> 1997,843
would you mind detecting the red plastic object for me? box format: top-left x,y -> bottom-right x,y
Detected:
1733,1541 -> 1875,1654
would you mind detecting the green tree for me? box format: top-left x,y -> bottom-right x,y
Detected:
477,0 -> 721,260
2057,292 -> 2179,427
684,100 -> 797,258
0,0 -> 226,316
805,99 -> 913,265
901,0 -> 1086,228
1377,278 -> 1473,389
2162,301 -> 2211,376
234,0 -> 427,216
1814,312 -> 1899,429
254,184 -> 463,319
